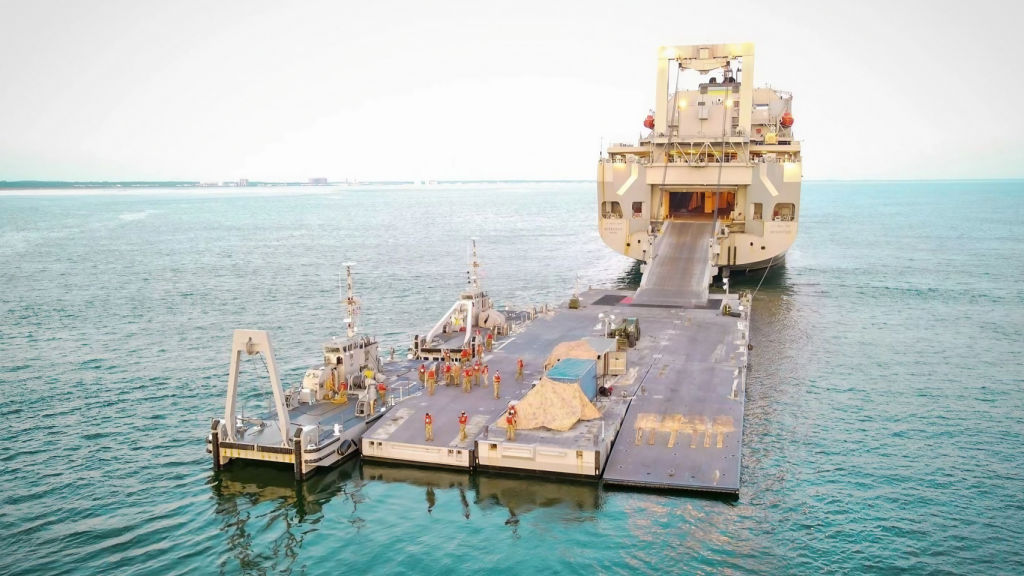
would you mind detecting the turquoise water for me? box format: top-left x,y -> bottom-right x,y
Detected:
1,181 -> 1022,575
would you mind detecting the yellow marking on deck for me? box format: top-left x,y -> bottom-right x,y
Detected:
713,416 -> 736,449
633,413 -> 735,449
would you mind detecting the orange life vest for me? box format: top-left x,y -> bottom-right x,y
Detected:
425,414 -> 433,425
459,414 -> 468,425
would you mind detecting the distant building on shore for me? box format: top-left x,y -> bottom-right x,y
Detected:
238,178 -> 249,187
309,177 -> 328,185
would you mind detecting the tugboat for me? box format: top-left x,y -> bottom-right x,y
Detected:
411,239 -> 509,362
207,264 -> 420,480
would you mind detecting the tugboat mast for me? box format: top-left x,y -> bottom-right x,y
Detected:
341,262 -> 360,339
468,238 -> 482,290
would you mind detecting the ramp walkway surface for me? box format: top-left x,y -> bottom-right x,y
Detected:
632,221 -> 713,307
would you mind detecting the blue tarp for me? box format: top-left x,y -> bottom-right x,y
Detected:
546,358 -> 598,400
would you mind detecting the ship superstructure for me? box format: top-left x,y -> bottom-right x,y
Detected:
598,43 -> 800,277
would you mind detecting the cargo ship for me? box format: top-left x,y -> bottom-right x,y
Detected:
598,42 -> 800,276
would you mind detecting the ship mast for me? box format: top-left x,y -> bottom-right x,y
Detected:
468,238 -> 482,291
340,263 -> 360,339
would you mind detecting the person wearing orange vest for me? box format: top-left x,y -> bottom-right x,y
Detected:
426,366 -> 437,395
485,331 -> 494,351
377,381 -> 387,406
505,411 -> 516,441
481,364 -> 490,388
425,413 -> 434,441
458,411 -> 468,441
473,360 -> 481,387
493,371 -> 501,399
461,347 -> 470,363
443,349 -> 451,362
516,358 -> 524,381
462,366 -> 473,392
418,364 -> 426,383
444,362 -> 455,385
476,343 -> 484,359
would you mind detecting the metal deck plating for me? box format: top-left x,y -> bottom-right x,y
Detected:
362,282 -> 750,494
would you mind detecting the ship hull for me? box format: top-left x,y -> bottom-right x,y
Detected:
721,251 -> 786,275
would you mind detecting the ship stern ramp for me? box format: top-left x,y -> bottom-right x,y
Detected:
632,220 -> 714,307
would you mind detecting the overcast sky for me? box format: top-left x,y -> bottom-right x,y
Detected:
0,0 -> 1019,182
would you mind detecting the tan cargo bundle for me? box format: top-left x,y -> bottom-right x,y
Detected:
543,340 -> 600,371
496,377 -> 601,432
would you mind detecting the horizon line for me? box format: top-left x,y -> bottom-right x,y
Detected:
1,177 -> 1023,191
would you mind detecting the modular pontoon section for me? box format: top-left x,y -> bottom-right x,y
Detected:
362,279 -> 751,494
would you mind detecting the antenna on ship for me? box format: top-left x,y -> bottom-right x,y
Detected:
468,238 -> 482,290
340,263 -> 360,339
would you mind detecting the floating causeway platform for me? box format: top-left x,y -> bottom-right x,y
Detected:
600,293 -> 748,493
363,266 -> 751,494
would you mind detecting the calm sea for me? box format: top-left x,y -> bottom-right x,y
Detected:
1,181 -> 1022,575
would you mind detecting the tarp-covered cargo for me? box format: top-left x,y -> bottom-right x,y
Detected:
543,340 -> 599,370
496,377 -> 601,432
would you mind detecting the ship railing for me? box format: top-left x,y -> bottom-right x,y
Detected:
389,380 -> 421,403
653,140 -> 751,167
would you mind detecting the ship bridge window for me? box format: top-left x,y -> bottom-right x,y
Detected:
632,202 -> 644,218
773,203 -> 796,221
602,201 -> 623,219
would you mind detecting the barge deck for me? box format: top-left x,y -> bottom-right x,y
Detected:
363,275 -> 750,494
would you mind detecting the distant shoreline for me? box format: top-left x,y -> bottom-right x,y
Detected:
3,178 -> 1023,192
0,180 -> 594,191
